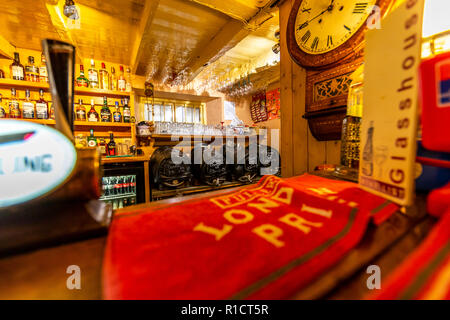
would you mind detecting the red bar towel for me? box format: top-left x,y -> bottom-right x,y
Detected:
103,174 -> 398,300
370,210 -> 450,300
370,183 -> 450,300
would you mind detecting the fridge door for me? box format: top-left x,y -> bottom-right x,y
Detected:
101,162 -> 146,207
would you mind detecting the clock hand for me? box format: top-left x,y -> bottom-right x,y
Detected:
297,3 -> 334,30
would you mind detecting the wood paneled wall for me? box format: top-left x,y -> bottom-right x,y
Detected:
279,0 -> 341,177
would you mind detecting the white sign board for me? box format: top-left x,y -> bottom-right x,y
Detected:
359,0 -> 425,206
0,120 -> 77,208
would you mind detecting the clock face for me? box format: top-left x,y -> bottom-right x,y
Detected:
294,0 -> 377,55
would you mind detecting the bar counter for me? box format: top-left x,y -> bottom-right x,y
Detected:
0,175 -> 436,300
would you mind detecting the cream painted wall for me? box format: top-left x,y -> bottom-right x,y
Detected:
205,98 -> 224,125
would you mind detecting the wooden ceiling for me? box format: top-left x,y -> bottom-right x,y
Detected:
0,0 -> 279,87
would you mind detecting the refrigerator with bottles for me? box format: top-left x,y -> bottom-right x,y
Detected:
100,162 -> 146,209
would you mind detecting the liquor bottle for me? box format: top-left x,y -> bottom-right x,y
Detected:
25,56 -> 39,82
0,69 -> 5,79
87,99 -> 99,122
0,94 -> 6,118
36,89 -> 49,119
87,129 -> 98,148
49,103 -> 55,120
110,67 -> 117,91
39,53 -> 48,83
118,65 -> 126,92
76,65 -> 89,87
88,59 -> 99,89
123,98 -> 131,123
75,99 -> 86,121
99,138 -> 107,155
361,121 -> 374,177
99,63 -> 109,90
9,88 -> 21,118
10,52 -> 25,81
113,101 -> 122,122
107,132 -> 116,156
339,66 -> 364,169
22,89 -> 35,119
125,67 -> 132,92
101,96 -> 112,122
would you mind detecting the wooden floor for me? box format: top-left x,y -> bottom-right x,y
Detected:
0,190 -> 435,300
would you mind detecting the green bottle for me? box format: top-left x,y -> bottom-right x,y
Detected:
100,96 -> 112,122
123,98 -> 131,123
87,129 -> 98,147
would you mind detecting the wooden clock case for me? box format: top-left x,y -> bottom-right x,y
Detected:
286,0 -> 393,141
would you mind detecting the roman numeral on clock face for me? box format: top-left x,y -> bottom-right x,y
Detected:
353,2 -> 368,14
327,35 -> 333,47
311,37 -> 319,50
301,30 -> 311,43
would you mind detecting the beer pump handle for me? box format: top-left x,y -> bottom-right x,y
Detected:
41,39 -> 75,141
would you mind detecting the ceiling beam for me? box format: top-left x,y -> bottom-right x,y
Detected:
174,19 -> 250,85
129,0 -> 160,75
187,0 -> 260,23
0,35 -> 15,59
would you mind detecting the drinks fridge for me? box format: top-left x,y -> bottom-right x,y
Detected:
101,162 -> 146,209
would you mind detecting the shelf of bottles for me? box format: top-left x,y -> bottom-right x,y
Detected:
0,52 -> 134,132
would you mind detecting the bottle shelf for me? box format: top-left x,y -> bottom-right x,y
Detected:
74,121 -> 132,128
0,79 -> 131,97
74,131 -> 131,138
0,118 -> 55,125
0,79 -> 50,90
74,87 -> 131,98
0,118 -> 133,133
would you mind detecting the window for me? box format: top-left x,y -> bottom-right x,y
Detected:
193,107 -> 200,123
141,97 -> 204,124
164,104 -> 173,122
153,104 -> 161,122
224,101 -> 236,121
176,105 -> 185,123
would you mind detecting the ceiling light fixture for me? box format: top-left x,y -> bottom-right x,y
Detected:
63,0 -> 79,20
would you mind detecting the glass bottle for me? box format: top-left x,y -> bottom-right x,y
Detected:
25,56 -> 39,82
49,103 -> 55,120
99,63 -> 109,90
99,138 -> 107,155
9,88 -> 21,118
10,52 -> 25,81
100,96 -> 112,122
75,99 -> 86,121
39,53 -> 48,83
361,121 -> 374,177
113,101 -> 122,122
76,65 -> 89,87
22,89 -> 35,119
123,98 -> 131,123
87,99 -> 99,122
110,67 -> 117,91
118,65 -> 126,92
107,132 -> 116,156
0,69 -> 5,79
0,94 -> 6,118
36,89 -> 49,119
125,67 -> 132,92
87,129 -> 98,147
88,59 -> 99,89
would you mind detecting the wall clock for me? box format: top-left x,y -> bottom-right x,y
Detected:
286,0 -> 393,140
287,0 -> 392,69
